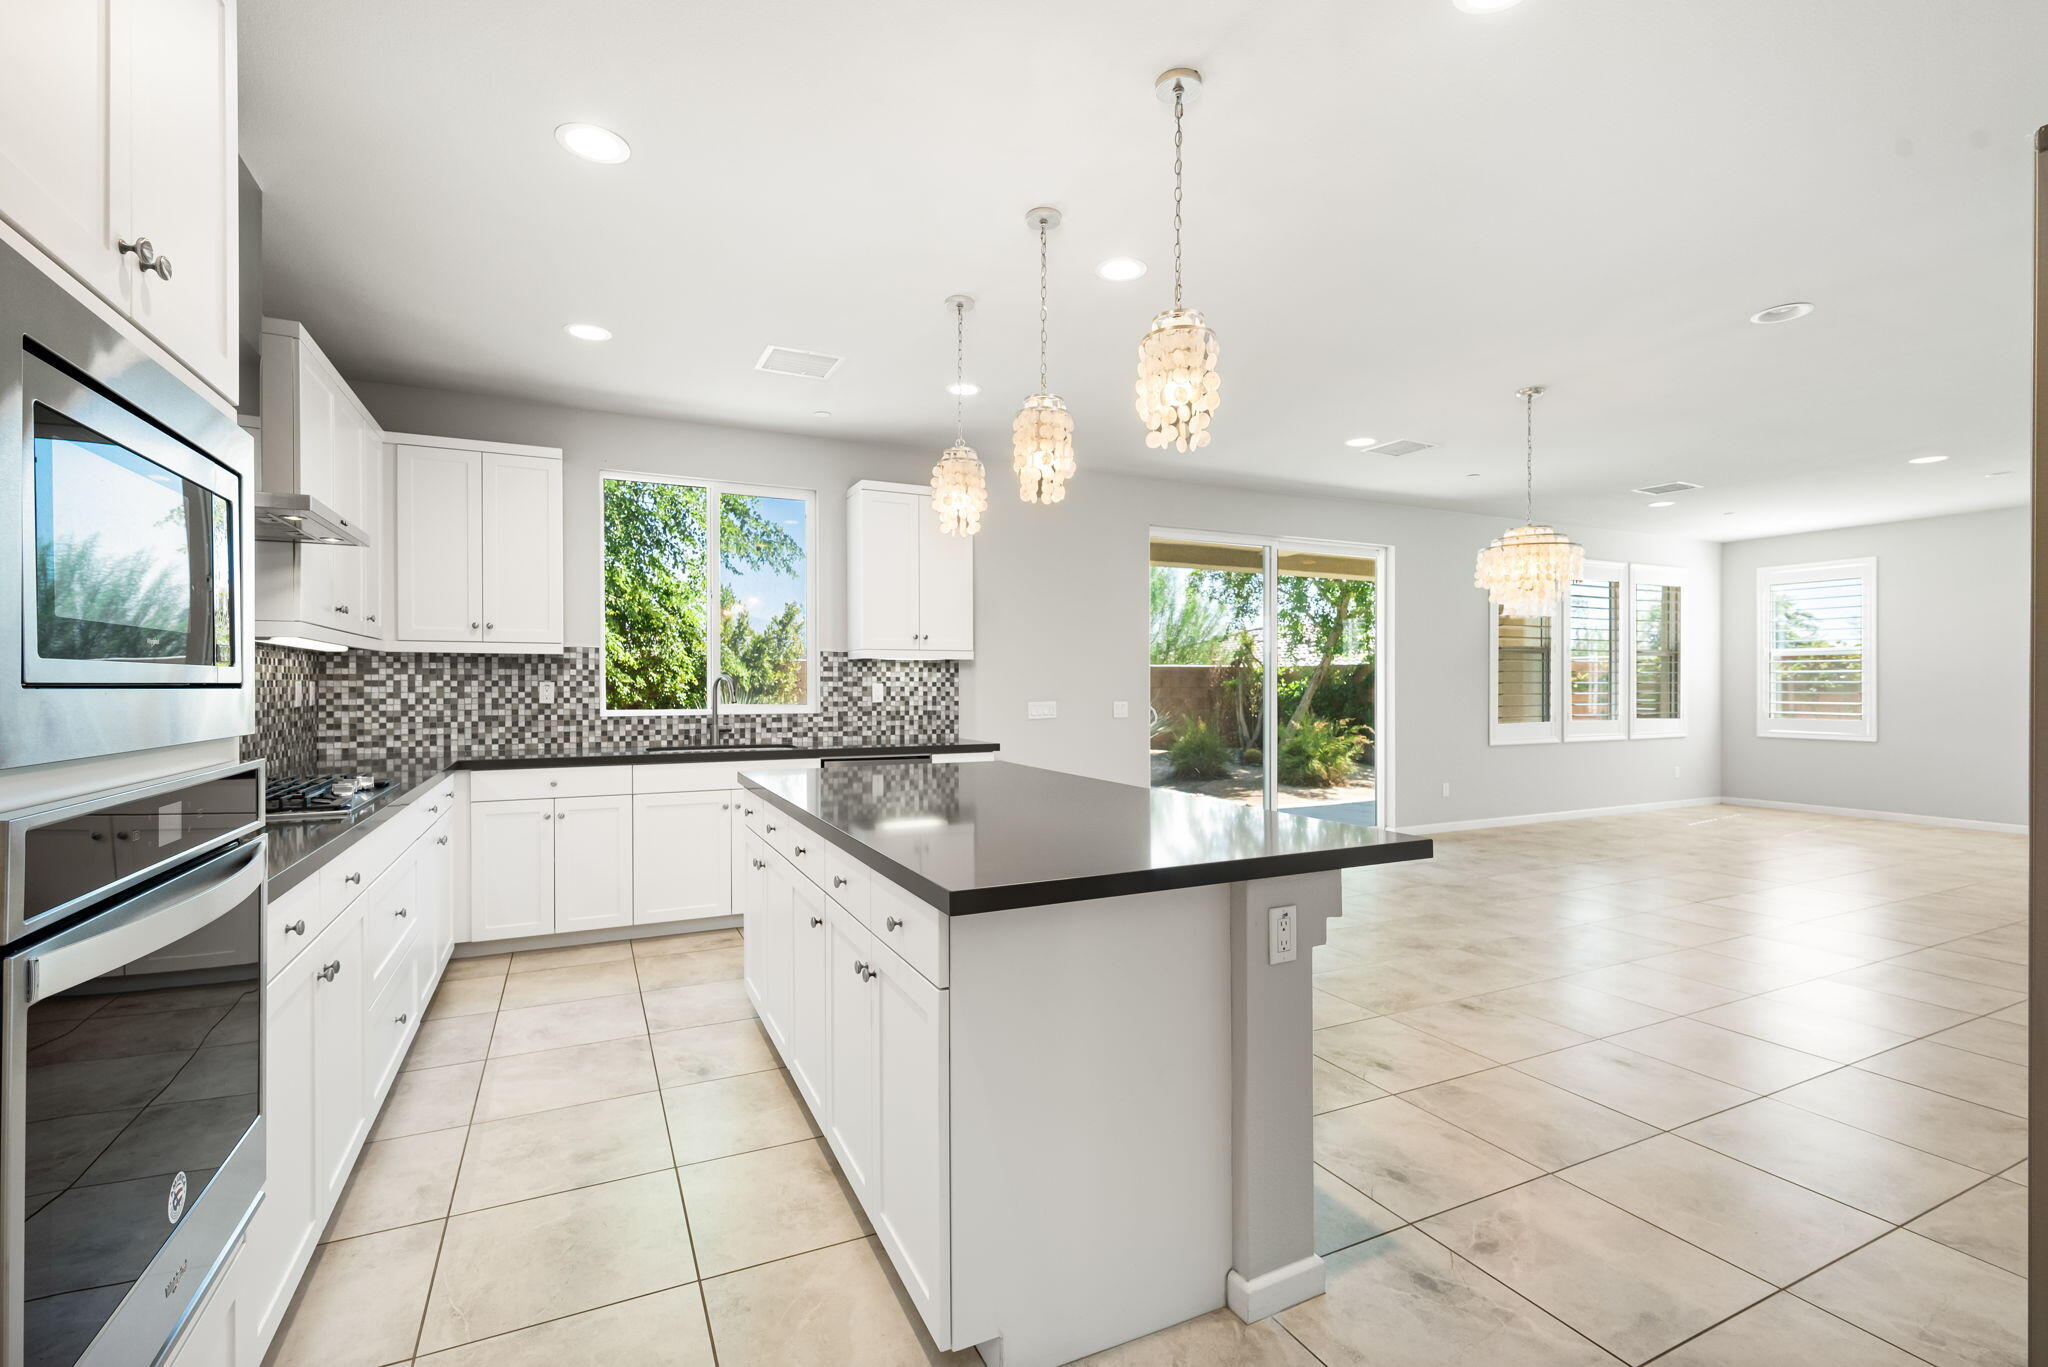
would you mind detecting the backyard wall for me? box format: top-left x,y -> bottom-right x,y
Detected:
1719,505 -> 2028,828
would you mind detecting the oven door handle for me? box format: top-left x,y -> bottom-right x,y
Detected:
26,838 -> 265,1003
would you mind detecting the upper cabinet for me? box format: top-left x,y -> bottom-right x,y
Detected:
390,435 -> 563,650
847,481 -> 974,660
255,319 -> 385,644
0,0 -> 239,402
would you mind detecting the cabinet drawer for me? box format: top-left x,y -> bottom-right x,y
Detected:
824,847 -> 871,925
267,880 -> 331,980
869,875 -> 948,989
362,853 -> 421,999
766,821 -> 824,888
363,946 -> 420,1106
636,757 -> 819,795
318,820 -> 404,924
469,765 -> 630,802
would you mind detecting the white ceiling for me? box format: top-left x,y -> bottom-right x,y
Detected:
239,0 -> 2043,542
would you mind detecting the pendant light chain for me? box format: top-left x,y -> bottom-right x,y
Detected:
1523,386 -> 1536,525
1038,220 -> 1050,392
1171,84 -> 1185,310
953,298 -> 967,444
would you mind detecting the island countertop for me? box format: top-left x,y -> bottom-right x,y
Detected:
740,759 -> 1432,915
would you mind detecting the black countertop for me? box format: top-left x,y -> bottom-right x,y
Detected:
741,760 -> 1432,915
263,741 -> 999,897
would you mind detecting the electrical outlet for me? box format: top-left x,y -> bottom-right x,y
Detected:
1674,764 -> 1681,780
1027,700 -> 1058,720
870,680 -> 885,702
1441,782 -> 1451,798
1268,904 -> 1297,965
539,681 -> 556,704
1112,701 -> 1130,719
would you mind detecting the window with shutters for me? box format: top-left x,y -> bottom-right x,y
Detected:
1565,562 -> 1625,740
1491,610 -> 1557,744
1758,558 -> 1875,740
1630,565 -> 1685,738
1489,562 -> 1688,745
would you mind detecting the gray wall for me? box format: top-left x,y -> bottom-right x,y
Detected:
1719,505 -> 2028,827
962,471 -> 1724,830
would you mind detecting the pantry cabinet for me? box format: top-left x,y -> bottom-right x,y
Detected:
391,436 -> 564,649
0,0 -> 239,400
846,481 -> 974,659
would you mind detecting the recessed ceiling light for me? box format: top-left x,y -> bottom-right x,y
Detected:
1095,257 -> 1148,282
1907,454 -> 1948,464
1647,500 -> 1675,508
812,409 -> 831,418
1453,0 -> 1525,11
554,122 -> 631,164
946,382 -> 980,397
1986,470 -> 2013,478
564,322 -> 612,341
1343,436 -> 1378,449
1749,301 -> 1815,325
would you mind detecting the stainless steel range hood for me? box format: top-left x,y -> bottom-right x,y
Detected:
254,491 -> 366,546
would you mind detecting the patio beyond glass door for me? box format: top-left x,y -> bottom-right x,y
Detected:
1148,533 -> 1383,825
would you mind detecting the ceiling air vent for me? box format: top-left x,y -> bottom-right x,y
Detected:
1361,439 -> 1437,458
754,346 -> 843,380
1631,480 -> 1703,496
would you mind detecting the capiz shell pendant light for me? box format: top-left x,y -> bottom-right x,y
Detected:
1014,206 -> 1076,503
931,294 -> 989,536
1135,68 -> 1221,452
1475,385 -> 1584,615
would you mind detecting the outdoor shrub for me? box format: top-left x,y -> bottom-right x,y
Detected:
1241,747 -> 1262,765
1278,717 -> 1365,787
1170,718 -> 1233,780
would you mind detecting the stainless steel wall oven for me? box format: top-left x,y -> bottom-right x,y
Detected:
0,761 -> 265,1367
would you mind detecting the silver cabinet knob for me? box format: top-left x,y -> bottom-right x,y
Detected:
809,916 -> 823,928
766,823 -> 777,833
394,907 -> 408,919
437,835 -> 449,846
395,1012 -> 409,1025
335,604 -> 350,615
861,963 -> 879,982
832,876 -> 848,888
344,872 -> 362,885
283,919 -> 306,936
470,621 -> 481,629
317,960 -> 341,982
485,621 -> 495,630
852,959 -> 868,979
427,804 -> 439,814
744,807 -> 754,816
885,916 -> 903,931
794,845 -> 807,856
366,614 -> 377,623
118,236 -> 172,278
549,780 -> 558,787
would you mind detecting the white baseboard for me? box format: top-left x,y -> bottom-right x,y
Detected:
1227,1254 -> 1327,1322
1718,797 -> 2028,835
1395,797 -> 1722,836
450,913 -> 740,958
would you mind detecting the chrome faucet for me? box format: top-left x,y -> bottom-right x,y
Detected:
709,673 -> 735,741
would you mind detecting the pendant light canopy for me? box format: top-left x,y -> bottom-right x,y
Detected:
1475,386 -> 1584,615
1135,68 -> 1221,453
1014,207 -> 1077,504
931,294 -> 989,537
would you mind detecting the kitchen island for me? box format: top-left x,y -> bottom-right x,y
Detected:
738,759 -> 1430,1367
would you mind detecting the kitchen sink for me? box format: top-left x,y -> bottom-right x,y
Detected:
644,743 -> 801,754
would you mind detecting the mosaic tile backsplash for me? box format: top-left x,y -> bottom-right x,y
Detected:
245,644 -> 962,772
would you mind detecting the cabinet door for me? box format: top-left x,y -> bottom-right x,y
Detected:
480,451 -> 562,643
310,911 -> 366,1212
423,813 -> 457,967
852,489 -> 923,652
755,854 -> 796,1048
875,943 -> 950,1340
251,930 -> 318,1343
739,830 -> 769,1013
823,903 -> 878,1202
468,799 -> 555,941
917,511 -> 974,654
785,874 -> 830,1113
119,0 -> 237,399
555,794 -> 634,933
0,0 -> 127,304
394,445 -> 484,641
631,791 -> 732,925
349,413 -> 384,639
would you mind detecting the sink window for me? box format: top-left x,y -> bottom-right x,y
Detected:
601,474 -> 814,713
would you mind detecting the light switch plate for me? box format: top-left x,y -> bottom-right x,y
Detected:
1027,700 -> 1058,720
1268,905 -> 1297,964
539,681 -> 556,704
1112,701 -> 1129,718
871,680 -> 885,702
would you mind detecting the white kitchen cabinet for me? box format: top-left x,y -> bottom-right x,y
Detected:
309,913 -> 368,1212
632,790 -> 732,924
0,0 -> 239,401
422,812 -> 458,966
388,435 -> 565,650
555,794 -> 634,933
847,481 -> 974,659
469,799 -> 556,941
739,828 -> 771,1018
824,899 -> 879,1202
873,934 -> 952,1342
757,851 -> 796,1049
785,874 -> 830,1110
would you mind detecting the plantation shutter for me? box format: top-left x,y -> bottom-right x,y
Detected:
1759,559 -> 1876,740
1634,581 -> 1681,720
1493,611 -> 1555,743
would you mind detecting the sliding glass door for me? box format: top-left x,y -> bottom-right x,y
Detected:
1148,532 -> 1385,825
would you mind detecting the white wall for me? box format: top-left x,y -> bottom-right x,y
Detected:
1719,505 -> 2028,828
963,472 -> 1723,830
354,381 -> 934,652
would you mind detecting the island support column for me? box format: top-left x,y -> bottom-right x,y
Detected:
1226,870 -> 1340,1321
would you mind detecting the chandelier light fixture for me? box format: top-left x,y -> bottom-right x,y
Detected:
1135,68 -> 1221,453
931,294 -> 989,536
1474,385 -> 1585,615
1013,207 -> 1077,504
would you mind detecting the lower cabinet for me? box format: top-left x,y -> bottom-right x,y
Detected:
555,795 -> 634,933
470,793 -> 637,940
873,930 -> 951,1338
823,901 -> 880,1202
633,790 -> 733,924
784,875 -> 830,1109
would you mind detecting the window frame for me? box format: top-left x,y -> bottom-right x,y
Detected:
598,470 -> 819,717
1756,556 -> 1876,742
1563,559 -> 1628,743
1489,593 -> 1561,746
1628,563 -> 1687,739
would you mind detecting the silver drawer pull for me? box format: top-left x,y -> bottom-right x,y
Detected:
395,1012 -> 409,1025
809,916 -> 823,928
427,804 -> 439,814
394,907 -> 409,919
283,919 -> 306,936
344,872 -> 362,885
437,836 -> 449,846
766,823 -> 777,833
861,963 -> 879,982
744,807 -> 754,816
794,845 -> 807,856
886,916 -> 903,931
851,959 -> 868,979
317,960 -> 341,982
832,876 -> 848,888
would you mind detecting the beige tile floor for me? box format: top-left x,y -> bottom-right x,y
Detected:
268,806 -> 2029,1366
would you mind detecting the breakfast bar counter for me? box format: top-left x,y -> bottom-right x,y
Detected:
736,760 -> 1430,1367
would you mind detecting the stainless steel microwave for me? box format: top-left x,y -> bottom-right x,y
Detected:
0,241 -> 254,769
